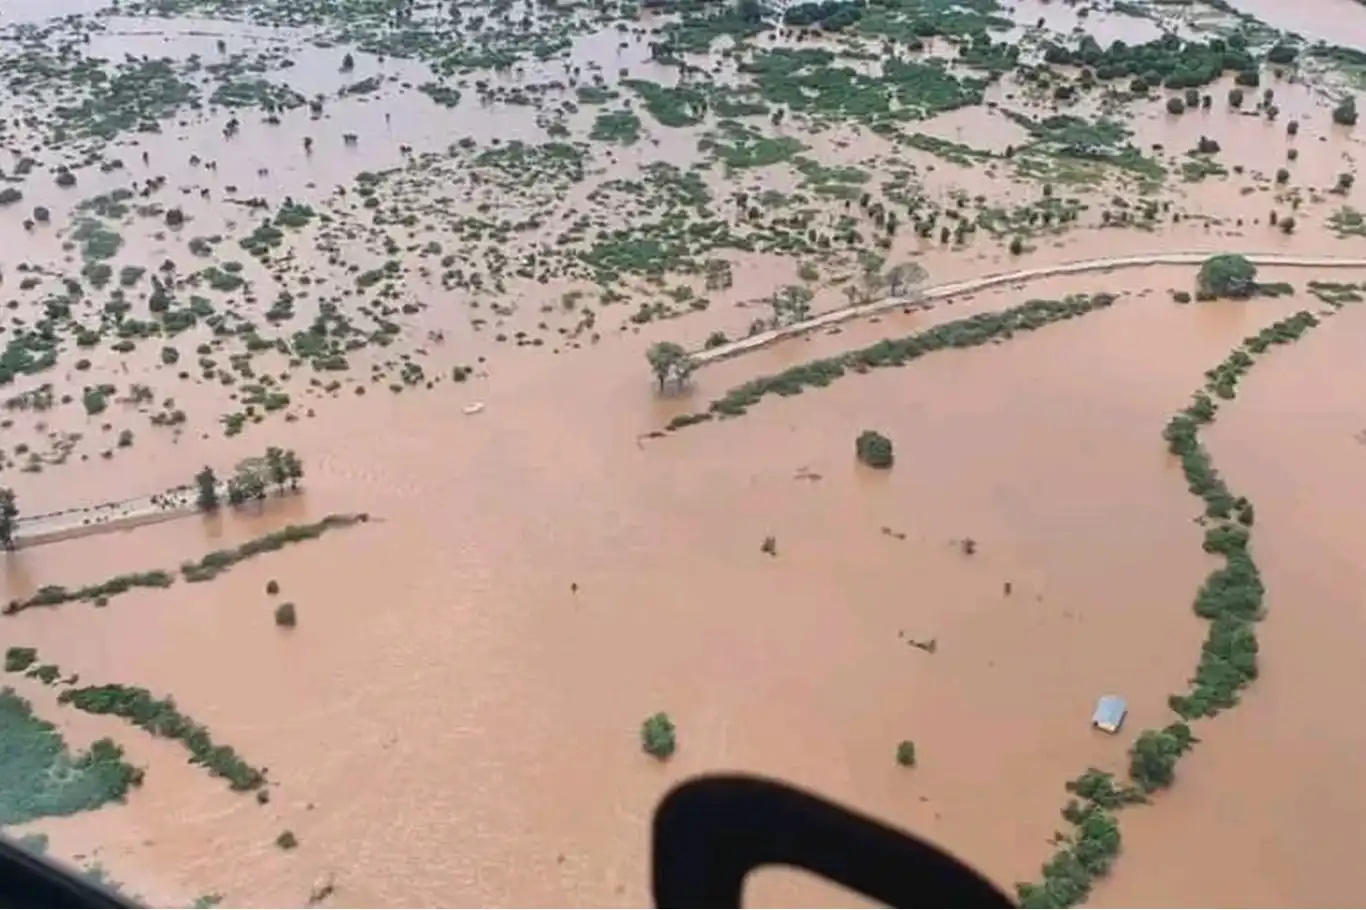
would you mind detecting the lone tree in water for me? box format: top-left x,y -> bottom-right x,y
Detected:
640,712 -> 677,760
0,488 -> 16,549
1334,96 -> 1358,126
194,467 -> 219,512
855,430 -> 894,469
1196,254 -> 1257,299
646,341 -> 694,392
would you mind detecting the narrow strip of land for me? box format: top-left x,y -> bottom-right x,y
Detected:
691,252 -> 1366,367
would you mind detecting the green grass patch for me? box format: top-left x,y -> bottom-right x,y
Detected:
0,688 -> 143,825
589,109 -> 644,145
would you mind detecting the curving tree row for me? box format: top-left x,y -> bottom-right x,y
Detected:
1016,296 -> 1351,907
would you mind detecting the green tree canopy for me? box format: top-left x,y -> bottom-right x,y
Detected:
0,488 -> 17,550
1196,254 -> 1257,299
640,712 -> 676,759
646,341 -> 693,391
1128,722 -> 1196,792
855,430 -> 894,469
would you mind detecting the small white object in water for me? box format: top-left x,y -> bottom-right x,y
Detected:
463,402 -> 485,415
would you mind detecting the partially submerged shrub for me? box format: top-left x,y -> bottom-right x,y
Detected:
274,603 -> 297,627
4,647 -> 37,673
1196,254 -> 1257,299
641,712 -> 676,759
855,430 -> 894,468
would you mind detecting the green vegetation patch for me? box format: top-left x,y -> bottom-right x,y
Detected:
58,684 -> 266,791
741,47 -> 986,124
5,648 -> 269,793
589,109 -> 644,145
700,120 -> 806,169
640,711 -> 677,759
0,688 -> 143,826
3,571 -> 176,616
621,79 -> 708,128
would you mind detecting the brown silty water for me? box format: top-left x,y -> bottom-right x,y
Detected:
5,0 -> 1366,906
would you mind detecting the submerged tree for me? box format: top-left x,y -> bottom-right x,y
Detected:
0,488 -> 16,549
274,603 -> 297,627
194,467 -> 219,512
282,449 -> 304,489
768,284 -> 813,327
1333,96 -> 1358,126
266,447 -> 289,493
227,458 -> 269,506
646,341 -> 694,392
641,712 -> 677,760
855,430 -> 895,469
1196,254 -> 1257,299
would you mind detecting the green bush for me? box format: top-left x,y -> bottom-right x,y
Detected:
274,603 -> 297,627
1128,723 -> 1196,792
641,712 -> 677,759
895,740 -> 916,767
5,647 -> 38,673
855,430 -> 895,468
1196,254 -> 1257,299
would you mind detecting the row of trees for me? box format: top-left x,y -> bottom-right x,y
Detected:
195,447 -> 305,512
0,447 -> 306,551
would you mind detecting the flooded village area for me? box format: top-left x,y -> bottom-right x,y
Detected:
6,0 -> 1366,904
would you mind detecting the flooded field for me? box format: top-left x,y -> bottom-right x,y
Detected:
4,0 -> 1366,905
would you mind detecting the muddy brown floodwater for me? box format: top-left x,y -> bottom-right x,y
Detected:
5,263 -> 1364,908
9,0 -> 1366,905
